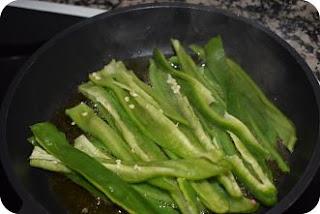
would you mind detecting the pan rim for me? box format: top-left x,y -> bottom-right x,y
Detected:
1,2 -> 320,213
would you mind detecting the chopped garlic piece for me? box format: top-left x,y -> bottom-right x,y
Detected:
81,112 -> 88,117
130,91 -> 138,97
81,208 -> 89,214
96,197 -> 101,206
134,164 -> 141,171
92,72 -> 101,80
116,159 -> 122,168
167,74 -> 181,94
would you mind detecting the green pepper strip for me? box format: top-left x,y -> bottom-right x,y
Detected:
30,122 -> 159,214
66,103 -> 194,214
153,48 -> 269,159
149,60 -> 242,198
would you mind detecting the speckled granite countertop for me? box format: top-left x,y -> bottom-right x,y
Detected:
38,0 -> 320,78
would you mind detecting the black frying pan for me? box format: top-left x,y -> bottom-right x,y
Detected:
1,3 -> 320,214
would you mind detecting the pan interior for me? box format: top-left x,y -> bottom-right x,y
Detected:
2,5 -> 319,213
